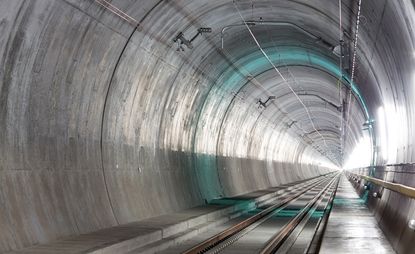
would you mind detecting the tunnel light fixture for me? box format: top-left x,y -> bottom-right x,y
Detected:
362,119 -> 374,130
343,135 -> 371,169
363,119 -> 374,126
173,27 -> 212,51
372,192 -> 381,199
409,219 -> 415,230
377,104 -> 406,163
363,184 -> 369,190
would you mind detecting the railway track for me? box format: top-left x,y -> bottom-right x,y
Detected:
180,173 -> 340,254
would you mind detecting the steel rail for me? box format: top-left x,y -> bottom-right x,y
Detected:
204,177 -> 335,254
305,174 -> 340,253
259,174 -> 340,254
255,176 -> 330,208
273,177 -> 339,254
182,173 -> 336,254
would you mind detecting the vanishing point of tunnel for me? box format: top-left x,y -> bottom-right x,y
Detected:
0,0 -> 415,253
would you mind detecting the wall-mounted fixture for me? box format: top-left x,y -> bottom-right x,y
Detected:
372,192 -> 381,198
363,184 -> 370,190
333,39 -> 351,72
362,119 -> 375,130
297,92 -> 342,112
408,219 -> 415,230
173,27 -> 212,51
332,44 -> 342,57
220,20 -> 335,51
258,95 -> 276,108
287,120 -> 297,128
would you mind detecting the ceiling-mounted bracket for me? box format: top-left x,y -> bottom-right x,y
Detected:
173,27 -> 212,51
220,20 -> 335,51
258,95 -> 276,108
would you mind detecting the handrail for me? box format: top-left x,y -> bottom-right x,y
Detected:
348,163 -> 415,170
384,162 -> 415,167
347,172 -> 415,199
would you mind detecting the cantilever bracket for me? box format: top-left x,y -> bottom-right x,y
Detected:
258,95 -> 276,108
173,27 -> 212,51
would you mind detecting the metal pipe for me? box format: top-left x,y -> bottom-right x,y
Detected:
296,92 -> 342,111
354,163 -> 415,168
221,21 -> 334,49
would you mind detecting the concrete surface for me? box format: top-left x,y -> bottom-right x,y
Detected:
0,0 -> 414,253
320,175 -> 395,254
4,179 -> 314,254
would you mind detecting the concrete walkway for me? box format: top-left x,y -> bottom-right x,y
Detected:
320,174 -> 395,254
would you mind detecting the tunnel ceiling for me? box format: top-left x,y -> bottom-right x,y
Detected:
139,0 -> 371,166
1,0 -> 415,251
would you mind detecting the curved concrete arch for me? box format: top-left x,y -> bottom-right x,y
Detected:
1,0 -> 415,252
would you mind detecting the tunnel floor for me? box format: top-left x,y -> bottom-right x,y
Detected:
4,173 -> 397,254
320,175 -> 395,253
2,0 -> 415,253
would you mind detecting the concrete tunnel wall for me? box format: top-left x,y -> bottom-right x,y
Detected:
0,1 -> 336,251
1,0 -> 415,252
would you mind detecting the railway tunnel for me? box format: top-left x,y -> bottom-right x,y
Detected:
0,0 -> 414,253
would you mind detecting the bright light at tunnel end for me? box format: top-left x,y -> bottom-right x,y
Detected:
342,102 -> 407,170
376,103 -> 406,164
342,135 -> 372,170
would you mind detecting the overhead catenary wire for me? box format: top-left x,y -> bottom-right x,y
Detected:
95,0 -> 339,164
177,0 -> 339,164
338,0 -> 344,164
94,0 -> 138,26
232,1 -> 330,150
344,0 -> 363,164
94,0 -> 308,149
346,0 -> 363,125
347,0 -> 363,122
171,3 -> 331,151
260,22 -> 341,162
350,0 -> 363,83
94,0 -> 283,133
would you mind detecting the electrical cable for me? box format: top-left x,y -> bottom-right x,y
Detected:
95,0 -> 339,165
344,0 -> 363,165
232,1 -> 330,150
